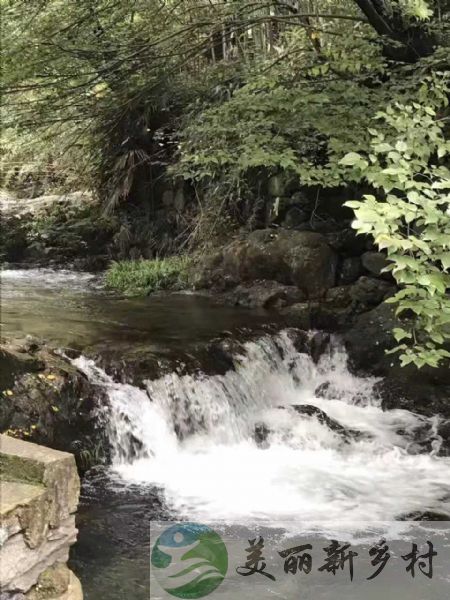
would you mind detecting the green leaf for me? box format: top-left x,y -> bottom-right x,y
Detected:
339,152 -> 362,166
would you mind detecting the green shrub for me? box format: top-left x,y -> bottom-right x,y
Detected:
105,256 -> 191,296
341,76 -> 450,368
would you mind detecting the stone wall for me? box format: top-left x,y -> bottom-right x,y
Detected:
0,435 -> 82,599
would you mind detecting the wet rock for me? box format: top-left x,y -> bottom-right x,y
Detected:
199,339 -> 241,375
224,280 -> 306,309
343,302 -> 400,374
325,229 -> 367,255
280,303 -> 314,330
282,206 -> 310,229
314,381 -> 370,406
337,257 -> 362,285
196,228 -> 338,299
282,300 -> 353,332
289,405 -> 364,442
397,422 -> 438,455
348,276 -> 394,309
0,345 -> 44,391
314,382 -> 331,398
437,421 -> 450,456
361,251 -> 392,280
344,298 -> 450,387
254,423 -> 271,448
0,339 -> 108,473
309,332 -> 331,364
281,329 -> 330,364
90,341 -> 238,385
399,511 -> 450,521
325,286 -> 353,308
89,346 -> 178,386
374,378 -> 450,419
88,326 -> 285,385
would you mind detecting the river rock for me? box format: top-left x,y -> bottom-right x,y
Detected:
0,345 -> 44,391
280,329 -> 330,364
325,286 -> 353,308
254,423 -> 271,448
223,280 -> 306,309
282,206 -> 310,228
282,301 -> 352,331
196,228 -> 338,299
374,378 -> 450,418
337,257 -> 362,285
361,251 -> 392,280
343,302 -> 399,374
289,404 -> 364,442
0,339 -> 108,472
437,421 -> 450,456
348,276 -> 394,309
325,228 -> 367,255
344,301 -> 450,384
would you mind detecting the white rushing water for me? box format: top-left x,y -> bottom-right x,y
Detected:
1,268 -> 100,291
74,330 -> 450,525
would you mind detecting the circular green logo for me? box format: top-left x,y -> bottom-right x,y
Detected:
151,523 -> 228,598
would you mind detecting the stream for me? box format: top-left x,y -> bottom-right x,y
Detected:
2,269 -> 450,599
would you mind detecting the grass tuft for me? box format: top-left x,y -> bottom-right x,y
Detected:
105,256 -> 191,296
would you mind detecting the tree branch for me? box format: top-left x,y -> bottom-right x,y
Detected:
352,0 -> 395,36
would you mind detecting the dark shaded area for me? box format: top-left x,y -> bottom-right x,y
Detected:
69,468 -> 171,600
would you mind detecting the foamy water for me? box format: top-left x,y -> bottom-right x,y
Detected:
74,330 -> 450,526
1,268 -> 98,286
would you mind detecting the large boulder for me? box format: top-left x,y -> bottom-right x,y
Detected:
0,339 -> 107,472
196,229 -> 337,298
348,276 -> 394,310
343,302 -> 400,374
361,251 -> 392,280
344,299 -> 450,373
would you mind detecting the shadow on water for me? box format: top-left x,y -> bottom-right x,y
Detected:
69,469 -> 171,600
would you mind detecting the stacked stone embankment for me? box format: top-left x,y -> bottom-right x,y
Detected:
0,434 -> 82,599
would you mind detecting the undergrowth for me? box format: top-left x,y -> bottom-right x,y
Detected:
105,256 -> 192,296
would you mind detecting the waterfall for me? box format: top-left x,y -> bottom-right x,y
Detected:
74,329 -> 450,524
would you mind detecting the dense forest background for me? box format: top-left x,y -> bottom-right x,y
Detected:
1,0 -> 450,367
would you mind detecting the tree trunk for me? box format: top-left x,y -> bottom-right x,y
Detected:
353,0 -> 436,61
